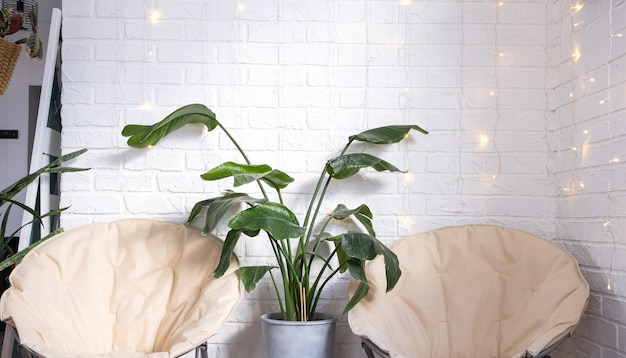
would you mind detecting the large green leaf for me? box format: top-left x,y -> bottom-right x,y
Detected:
186,191 -> 265,234
342,232 -> 401,292
349,125 -> 428,144
200,162 -> 294,190
343,281 -> 369,314
325,153 -> 403,180
330,204 -> 375,236
213,228 -> 259,278
240,265 -> 275,292
0,149 -> 88,206
122,104 -> 218,148
228,202 -> 306,240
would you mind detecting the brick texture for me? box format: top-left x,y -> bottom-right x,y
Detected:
58,0 -> 625,356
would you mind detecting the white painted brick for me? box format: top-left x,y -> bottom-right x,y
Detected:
58,0 -> 626,356
125,22 -> 185,41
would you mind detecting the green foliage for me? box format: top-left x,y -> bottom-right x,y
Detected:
0,149 -> 89,270
123,104 -> 428,321
0,7 -> 43,60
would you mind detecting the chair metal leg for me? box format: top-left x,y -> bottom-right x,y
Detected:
195,342 -> 208,358
361,338 -> 389,358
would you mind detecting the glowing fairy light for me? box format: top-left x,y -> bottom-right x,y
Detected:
610,158 -> 620,163
612,33 -> 623,37
404,87 -> 410,92
583,129 -> 588,134
479,134 -> 490,147
492,174 -> 497,179
571,3 -> 583,13
571,146 -> 577,151
569,93 -> 574,98
497,1 -> 504,6
149,10 -> 161,23
589,77 -> 595,82
399,0 -> 412,5
399,215 -> 415,230
497,52 -> 505,57
571,48 -> 581,62
141,102 -> 153,110
402,172 -> 414,186
489,91 -> 497,96
599,97 -> 610,104
579,180 -> 585,188
573,21 -> 584,27
236,3 -> 246,12
608,278 -> 612,290
604,220 -> 612,227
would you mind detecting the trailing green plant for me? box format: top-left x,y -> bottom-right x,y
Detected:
0,6 -> 43,60
122,104 -> 428,321
0,149 -> 88,271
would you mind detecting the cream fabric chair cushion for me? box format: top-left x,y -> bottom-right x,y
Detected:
0,219 -> 241,358
348,225 -> 589,358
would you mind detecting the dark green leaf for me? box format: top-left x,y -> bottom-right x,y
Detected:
0,149 -> 88,206
213,228 -> 258,278
122,104 -> 218,148
186,191 -> 265,234
326,153 -> 403,180
343,281 -> 369,314
349,125 -> 428,144
334,243 -> 348,273
228,202 -> 306,240
240,265 -> 274,292
346,258 -> 367,283
330,204 -> 375,236
342,232 -> 401,292
200,162 -> 294,190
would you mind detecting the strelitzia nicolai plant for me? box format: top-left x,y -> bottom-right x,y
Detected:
122,104 -> 427,321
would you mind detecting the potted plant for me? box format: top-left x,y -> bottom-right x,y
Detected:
0,149 -> 87,272
0,5 -> 43,95
122,104 -> 428,357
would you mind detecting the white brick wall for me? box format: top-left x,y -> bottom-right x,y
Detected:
57,0 -> 625,356
548,0 -> 626,357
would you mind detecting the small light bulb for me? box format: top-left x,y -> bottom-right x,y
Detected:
492,174 -> 497,179
404,87 -> 410,92
498,52 -> 505,57
571,146 -> 577,151
573,21 -> 584,27
141,102 -> 153,110
572,48 -> 581,62
599,97 -> 609,104
608,278 -> 612,290
490,91 -> 497,96
583,129 -> 588,134
149,10 -> 161,23
571,3 -> 583,13
497,1 -> 504,6
403,172 -> 414,186
479,134 -> 490,147
604,220 -> 612,227
579,180 -> 585,188
569,93 -> 574,98
613,33 -> 623,37
236,3 -> 246,12
563,187 -> 571,192
589,78 -> 595,82
399,0 -> 412,5
610,158 -> 620,163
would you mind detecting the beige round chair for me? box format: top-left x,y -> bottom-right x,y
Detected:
348,225 -> 589,358
0,219 -> 241,358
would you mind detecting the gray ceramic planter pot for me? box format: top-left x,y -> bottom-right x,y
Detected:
261,312 -> 338,358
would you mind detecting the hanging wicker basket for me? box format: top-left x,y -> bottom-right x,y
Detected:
0,37 -> 22,95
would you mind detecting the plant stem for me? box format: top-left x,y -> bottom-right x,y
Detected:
269,270 -> 285,317
309,263 -> 345,318
217,122 -> 269,200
